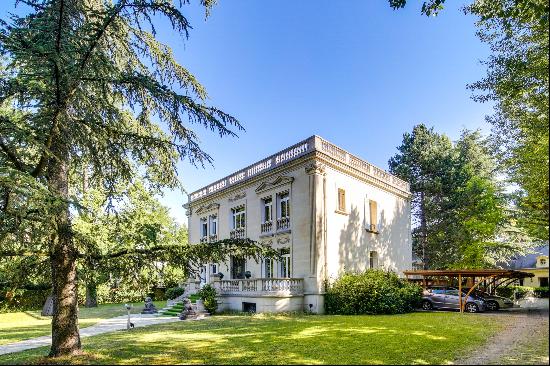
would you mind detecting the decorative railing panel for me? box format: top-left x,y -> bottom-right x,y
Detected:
230,228 -> 246,239
276,217 -> 291,231
261,221 -> 273,234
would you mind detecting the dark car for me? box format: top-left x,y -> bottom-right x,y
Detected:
422,287 -> 486,313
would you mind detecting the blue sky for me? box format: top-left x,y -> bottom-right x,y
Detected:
1,1 -> 494,224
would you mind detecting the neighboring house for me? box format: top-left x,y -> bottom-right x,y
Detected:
184,135 -> 412,313
506,245 -> 549,288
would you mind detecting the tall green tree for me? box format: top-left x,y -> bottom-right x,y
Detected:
389,125 -> 509,269
388,0 -> 549,240
0,0 -> 273,357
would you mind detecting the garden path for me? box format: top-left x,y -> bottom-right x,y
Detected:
0,313 -> 187,356
457,306 -> 549,365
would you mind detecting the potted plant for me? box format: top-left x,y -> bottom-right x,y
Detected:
244,271 -> 252,279
217,272 -> 224,280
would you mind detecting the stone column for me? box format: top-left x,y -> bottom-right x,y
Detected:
305,161 -> 326,293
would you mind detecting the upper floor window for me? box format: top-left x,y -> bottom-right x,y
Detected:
338,188 -> 346,212
209,215 -> 217,236
262,197 -> 272,223
368,199 -> 378,232
232,205 -> 246,230
200,217 -> 208,238
278,191 -> 290,219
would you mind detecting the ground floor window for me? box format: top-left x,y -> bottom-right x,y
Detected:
231,256 -> 246,279
369,251 -> 378,269
263,258 -> 274,278
279,248 -> 291,278
540,277 -> 549,287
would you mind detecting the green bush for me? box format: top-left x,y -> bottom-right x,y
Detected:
324,270 -> 422,315
495,285 -> 533,299
197,284 -> 218,314
165,286 -> 186,300
0,288 -> 50,313
533,287 -> 549,298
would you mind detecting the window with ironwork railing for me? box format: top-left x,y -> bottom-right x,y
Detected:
261,197 -> 273,233
200,217 -> 208,242
277,191 -> 290,231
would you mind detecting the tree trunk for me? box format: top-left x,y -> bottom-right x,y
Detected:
48,135 -> 81,357
85,281 -> 98,308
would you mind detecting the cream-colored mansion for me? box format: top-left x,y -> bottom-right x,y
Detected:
185,136 -> 412,313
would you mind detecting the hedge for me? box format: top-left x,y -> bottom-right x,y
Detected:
324,269 -> 422,315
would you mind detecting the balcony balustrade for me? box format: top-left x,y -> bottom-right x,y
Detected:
230,227 -> 246,239
217,278 -> 304,297
276,217 -> 291,231
260,221 -> 273,234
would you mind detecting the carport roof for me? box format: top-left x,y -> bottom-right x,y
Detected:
403,269 -> 534,278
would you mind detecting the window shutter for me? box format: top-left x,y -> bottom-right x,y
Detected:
369,200 -> 377,232
338,188 -> 346,211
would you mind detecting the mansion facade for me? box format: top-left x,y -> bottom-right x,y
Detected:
185,135 -> 412,313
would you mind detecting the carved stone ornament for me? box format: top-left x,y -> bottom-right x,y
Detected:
228,192 -> 247,202
305,161 -> 326,176
255,176 -> 295,194
276,236 -> 291,245
261,238 -> 274,247
195,202 -> 220,215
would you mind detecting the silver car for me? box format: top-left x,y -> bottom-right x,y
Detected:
421,288 -> 486,313
465,289 -> 514,311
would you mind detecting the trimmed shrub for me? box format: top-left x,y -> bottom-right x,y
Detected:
197,284 -> 218,314
325,270 -> 422,315
533,287 -> 549,298
495,285 -> 533,299
166,286 -> 186,300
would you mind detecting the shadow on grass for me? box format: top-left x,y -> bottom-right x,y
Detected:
0,312 -> 504,365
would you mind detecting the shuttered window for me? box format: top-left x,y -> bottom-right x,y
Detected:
369,200 -> 378,232
338,188 -> 346,212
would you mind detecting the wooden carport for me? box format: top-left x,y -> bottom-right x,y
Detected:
403,269 -> 534,313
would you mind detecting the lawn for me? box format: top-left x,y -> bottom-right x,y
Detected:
0,312 -> 504,365
0,301 -> 164,345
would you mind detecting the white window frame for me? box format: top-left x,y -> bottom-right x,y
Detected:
279,248 -> 291,278
262,197 -> 272,223
232,205 -> 246,230
209,215 -> 218,236
278,191 -> 290,219
263,258 -> 274,278
200,217 -> 208,238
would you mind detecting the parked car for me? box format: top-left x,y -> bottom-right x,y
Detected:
421,288 -> 487,313
461,288 -> 514,311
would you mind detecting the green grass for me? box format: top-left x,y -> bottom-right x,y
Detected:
0,301 -> 165,346
0,312 -> 504,365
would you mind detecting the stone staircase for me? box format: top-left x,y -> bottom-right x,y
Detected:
158,298 -> 210,320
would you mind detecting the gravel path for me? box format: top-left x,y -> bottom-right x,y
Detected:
0,314 -> 184,356
457,308 -> 549,365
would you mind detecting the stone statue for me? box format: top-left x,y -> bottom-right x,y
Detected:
141,297 -> 158,314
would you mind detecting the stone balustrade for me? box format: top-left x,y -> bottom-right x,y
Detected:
217,278 -> 304,296
230,227 -> 246,239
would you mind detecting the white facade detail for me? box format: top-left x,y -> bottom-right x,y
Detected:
185,135 -> 412,313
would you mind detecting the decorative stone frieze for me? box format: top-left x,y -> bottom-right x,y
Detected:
255,176 -> 294,194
